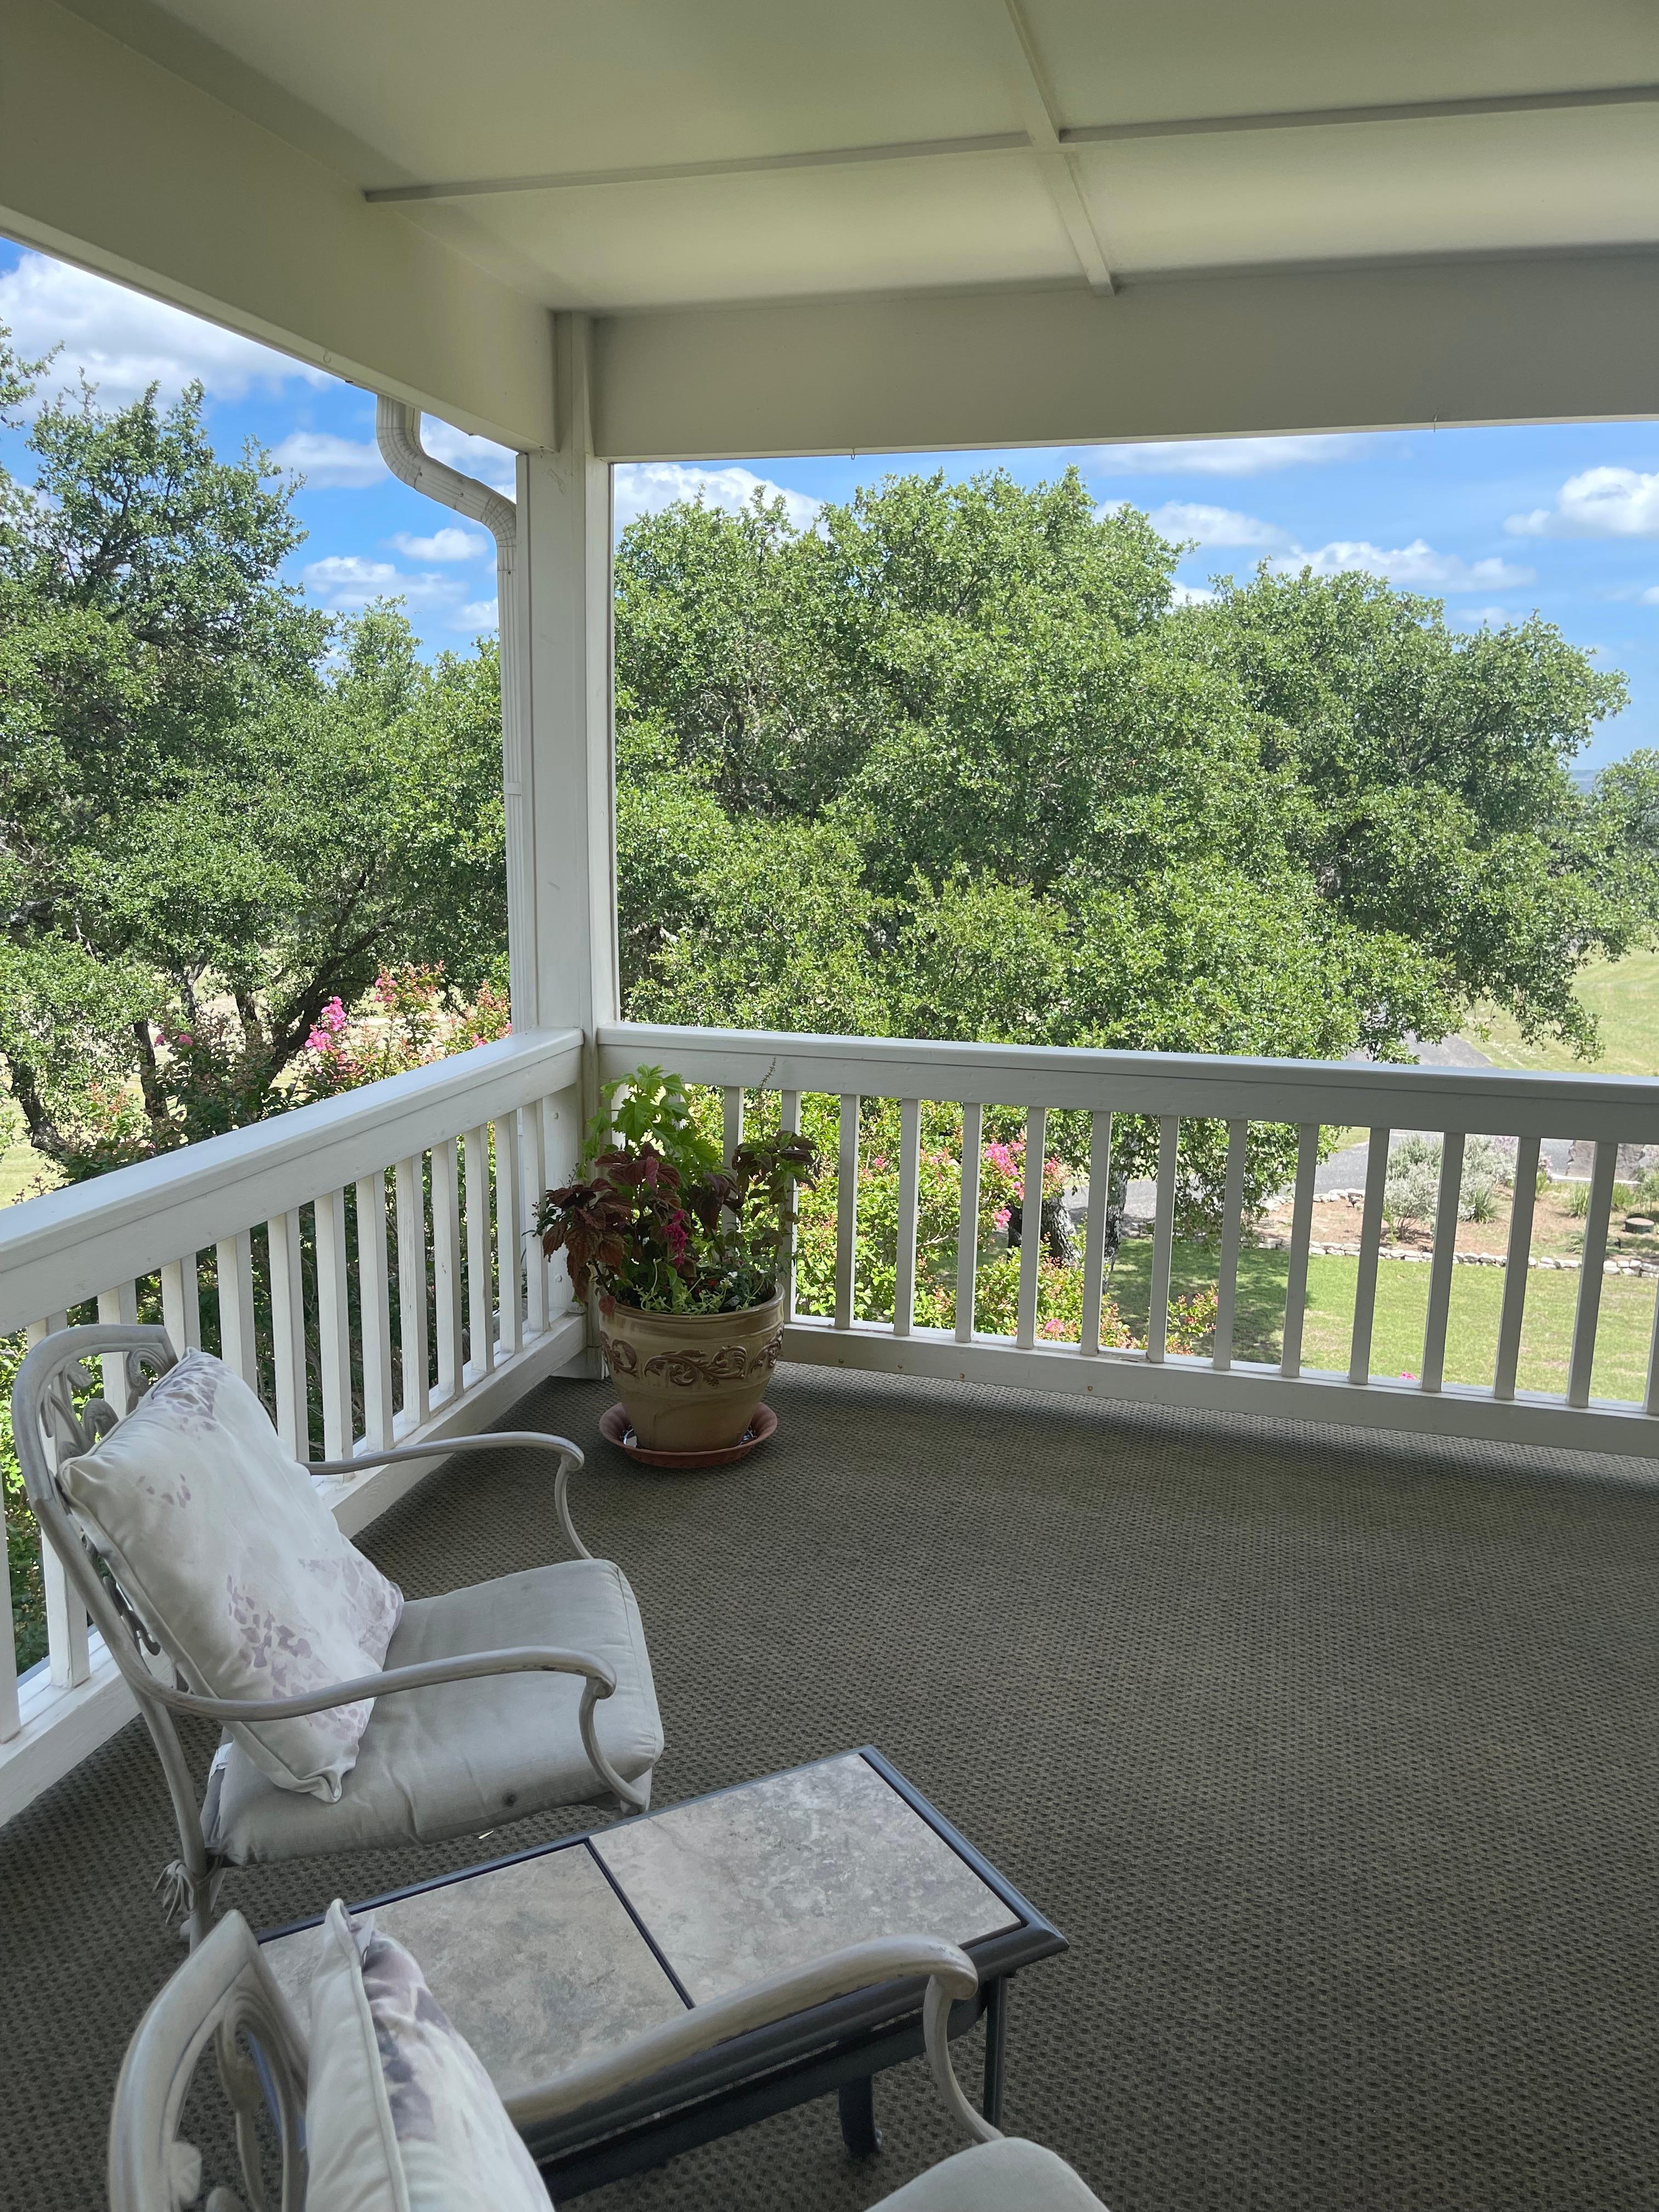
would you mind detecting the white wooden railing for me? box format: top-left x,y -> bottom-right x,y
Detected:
600,1023 -> 1659,1459
0,1030 -> 585,1821
7,1015 -> 1658,1827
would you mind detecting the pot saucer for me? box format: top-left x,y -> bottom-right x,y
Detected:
599,1399 -> 777,1470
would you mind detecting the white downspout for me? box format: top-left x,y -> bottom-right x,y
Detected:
374,399 -> 537,1027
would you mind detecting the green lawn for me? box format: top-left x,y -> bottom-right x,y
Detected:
1103,1239 -> 1656,1403
0,1136 -> 57,1208
1470,950 -> 1659,1079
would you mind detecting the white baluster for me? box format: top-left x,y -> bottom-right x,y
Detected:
433,1139 -> 464,1402
522,1102 -> 549,1335
356,1170 -> 395,1453
1420,1131 -> 1465,1394
394,1155 -> 430,1429
495,1111 -> 523,1357
215,1230 -> 257,1389
1212,1118 -> 1248,1373
28,1314 -> 91,1690
1348,1127 -> 1391,1384
834,1094 -> 860,1330
464,1124 -> 495,1381
267,1212 -> 308,1458
0,1472 -> 19,1737
1146,1116 -> 1178,1364
1493,1133 -> 1541,1402
955,1101 -> 983,1344
1279,1124 -> 1320,1379
314,1188 -> 353,1459
97,1282 -> 139,1412
1567,1139 -> 1618,1409
541,1093 -> 575,1317
1079,1109 -> 1115,1358
894,1097 -> 921,1336
778,1090 -> 801,1318
1015,1105 -> 1048,1350
722,1085 -> 744,1163
160,1254 -> 201,1359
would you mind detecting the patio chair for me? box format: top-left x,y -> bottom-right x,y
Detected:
109,1905 -> 1108,2210
13,1324 -> 663,1948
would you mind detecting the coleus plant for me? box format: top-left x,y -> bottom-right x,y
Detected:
535,1064 -> 819,1314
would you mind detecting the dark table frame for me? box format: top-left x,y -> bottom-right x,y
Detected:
259,1745 -> 1066,2196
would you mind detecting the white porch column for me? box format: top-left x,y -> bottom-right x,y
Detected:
513,312 -> 619,1045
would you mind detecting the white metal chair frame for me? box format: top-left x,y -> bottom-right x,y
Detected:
14,1323 -> 648,1950
110,1909 -> 999,2212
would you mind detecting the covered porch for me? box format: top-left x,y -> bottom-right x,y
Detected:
4,3 -> 1659,2205
7,1361 -> 1658,2208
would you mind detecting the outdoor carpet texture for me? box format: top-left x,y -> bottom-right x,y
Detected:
3,1363 -> 1659,2210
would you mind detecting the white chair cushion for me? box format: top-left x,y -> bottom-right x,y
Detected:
60,1351 -> 401,1802
305,1899 -> 553,2212
203,1559 -> 662,1864
872,2138 -> 1109,2210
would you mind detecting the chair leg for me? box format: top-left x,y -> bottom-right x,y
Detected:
838,2076 -> 883,2160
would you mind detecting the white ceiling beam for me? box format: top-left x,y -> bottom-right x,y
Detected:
1062,81 -> 1659,145
5,0 -> 556,449
366,134 -> 1029,204
589,250 -> 1659,461
361,82 -> 1659,210
989,0 -> 1114,295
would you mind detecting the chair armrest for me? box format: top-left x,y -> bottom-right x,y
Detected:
503,1935 -> 999,2147
309,1432 -> 592,1560
144,1638 -> 647,1811
140,1642 -> 617,1724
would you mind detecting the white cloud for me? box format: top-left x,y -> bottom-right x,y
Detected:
300,552 -> 498,632
1093,433 -> 1363,478
1455,605 -> 1514,628
388,526 -> 489,561
301,555 -> 402,603
1169,580 -> 1217,605
1269,538 -> 1533,592
0,250 -> 324,405
1507,465 -> 1659,538
1148,501 -> 1293,549
417,419 -> 518,495
270,432 -> 386,488
613,461 -> 821,532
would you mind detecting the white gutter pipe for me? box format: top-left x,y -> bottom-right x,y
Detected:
375,398 -> 537,1026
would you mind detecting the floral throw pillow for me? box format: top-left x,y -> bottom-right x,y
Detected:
305,1901 -> 554,2212
60,1350 -> 402,1800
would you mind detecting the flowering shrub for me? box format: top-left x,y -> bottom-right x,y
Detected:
787,1094 -> 1221,1353
289,966 -> 511,1103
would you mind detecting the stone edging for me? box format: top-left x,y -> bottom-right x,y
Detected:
1251,1238 -> 1659,1279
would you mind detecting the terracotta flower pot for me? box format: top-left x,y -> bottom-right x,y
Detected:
597,1291 -> 785,1454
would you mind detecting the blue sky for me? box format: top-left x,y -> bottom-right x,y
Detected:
4,239 -> 1659,771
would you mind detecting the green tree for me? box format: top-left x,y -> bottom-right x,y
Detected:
0,334 -> 506,1176
612,469 -> 1652,1211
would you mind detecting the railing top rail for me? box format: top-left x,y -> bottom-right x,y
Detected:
0,1029 -> 582,1332
599,1022 -> 1659,1142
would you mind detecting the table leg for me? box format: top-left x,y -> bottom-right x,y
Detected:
983,1974 -> 1011,2129
838,2076 -> 883,2159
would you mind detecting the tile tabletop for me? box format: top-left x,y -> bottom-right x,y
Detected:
261,1841 -> 686,2095
592,1752 -> 1019,2004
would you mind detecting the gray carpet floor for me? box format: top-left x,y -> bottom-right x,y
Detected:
4,1365 -> 1659,2210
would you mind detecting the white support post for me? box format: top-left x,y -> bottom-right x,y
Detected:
519,318 -> 617,1037
516,318 -> 618,1369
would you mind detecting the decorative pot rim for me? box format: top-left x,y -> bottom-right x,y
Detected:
601,1290 -> 784,1331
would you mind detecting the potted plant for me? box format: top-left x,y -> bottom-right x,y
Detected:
536,1065 -> 818,1456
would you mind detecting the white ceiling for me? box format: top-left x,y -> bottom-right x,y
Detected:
64,0 -> 1659,311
